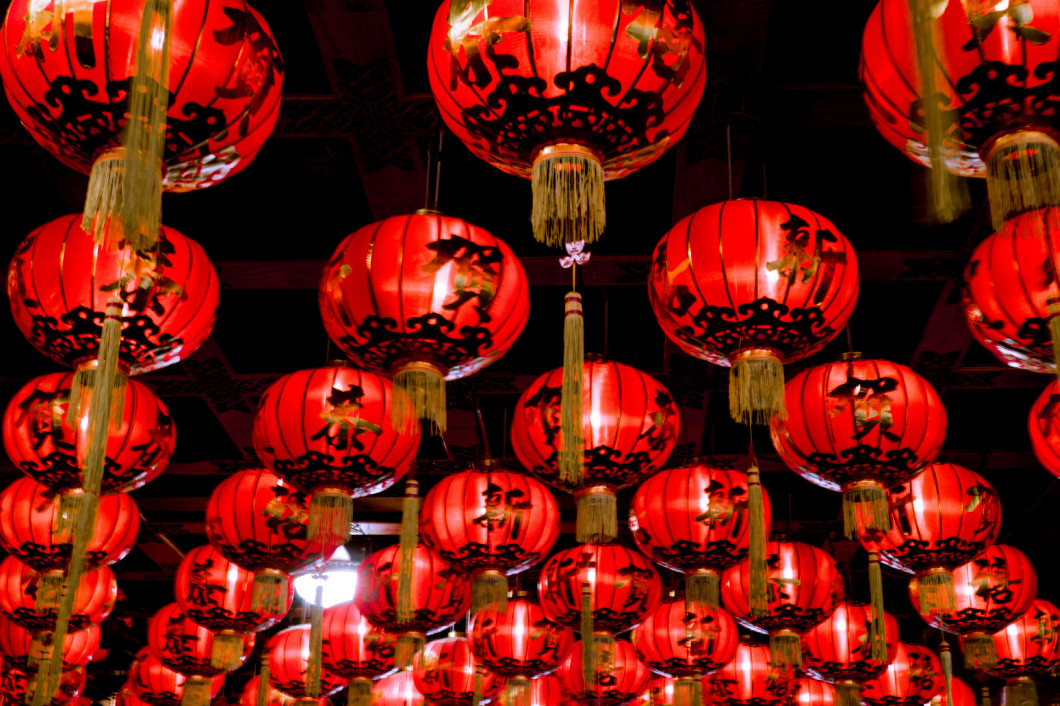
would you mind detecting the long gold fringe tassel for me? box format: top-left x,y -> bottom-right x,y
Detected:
963,633 -> 999,670
471,570 -> 509,615
1003,678 -> 1038,706
580,581 -> 594,693
395,633 -> 425,670
34,571 -> 64,615
843,481 -> 890,540
685,569 -> 720,611
307,584 -> 324,698
560,292 -> 585,486
867,552 -> 888,663
506,677 -> 531,706
729,350 -> 786,426
256,656 -> 271,706
940,639 -> 953,706
531,144 -> 605,247
917,569 -> 956,615
397,480 -> 420,625
308,490 -> 352,549
769,629 -> 803,670
1049,300 -> 1060,383
211,632 -> 246,672
251,570 -> 289,614
471,665 -> 484,706
835,682 -> 862,706
747,466 -> 768,619
392,364 -> 446,436
574,486 -> 616,545
674,679 -> 701,706
180,677 -> 213,706
986,132 -> 1060,234
347,679 -> 373,706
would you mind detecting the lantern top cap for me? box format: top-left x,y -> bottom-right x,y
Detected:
840,351 -> 863,361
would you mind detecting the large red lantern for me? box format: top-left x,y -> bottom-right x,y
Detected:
931,678 -> 977,706
319,212 -> 529,434
801,601 -> 900,706
495,675 -> 563,706
513,358 -> 680,543
252,363 -> 421,547
861,643 -> 944,706
413,635 -> 500,706
557,638 -> 651,706
650,199 -> 859,424
3,372 -> 175,494
468,598 -> 574,685
1029,381 -> 1060,477
129,648 -> 224,706
790,678 -> 836,706
771,354 -> 947,538
419,468 -> 560,612
0,557 -> 116,632
702,642 -> 793,706
636,677 -> 677,706
721,540 -> 843,669
984,599 -> 1060,706
321,601 -> 397,706
373,671 -> 425,706
267,625 -> 348,700
0,617 -> 100,669
427,0 -> 707,248
147,603 -> 254,677
0,659 -> 85,706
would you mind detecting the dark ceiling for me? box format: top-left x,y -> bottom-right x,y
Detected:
0,0 -> 1055,702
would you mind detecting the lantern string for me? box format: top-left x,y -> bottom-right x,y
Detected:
726,122 -> 733,201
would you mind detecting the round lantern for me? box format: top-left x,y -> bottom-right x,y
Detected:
267,625 -> 348,700
496,675 -> 563,706
413,635 -> 500,706
1029,380 -> 1060,477
147,603 -> 254,677
0,556 -> 116,632
771,354 -> 947,538
984,599 -> 1060,706
0,617 -> 100,669
962,223 -> 1060,373
721,540 -> 843,669
861,643 -> 944,706
513,358 -> 680,543
801,601 -> 900,706
791,678 -> 836,706
419,468 -> 560,612
129,648 -> 224,706
427,0 -> 707,248
0,478 -> 138,571
649,199 -> 859,424
356,544 -> 471,668
373,671 -> 425,706
469,598 -> 574,681
320,601 -> 397,706
931,677 -> 977,706
3,372 -> 175,494
557,638 -> 651,706
7,215 -> 220,375
637,677 -> 677,706
909,544 -> 1038,669
239,679 -> 328,706
252,363 -> 421,547
0,659 -> 85,706
319,212 -> 529,434
702,642 -> 793,706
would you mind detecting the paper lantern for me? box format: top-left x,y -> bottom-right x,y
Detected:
129,648 -> 224,706
320,601 -> 397,706
702,642 -> 793,706
0,660 -> 84,706
1029,380 -> 1060,477
557,638 -> 651,706
267,625 -> 348,700
468,598 -> 574,679
0,617 -> 100,669
413,635 -> 500,706
0,557 -> 116,632
238,679 -> 328,706
147,603 -> 254,677
930,678 -> 977,706
790,678 -> 836,706
984,599 -> 1060,706
373,672 -> 425,706
861,643 -> 944,706
636,677 -> 677,706
495,675 -> 563,706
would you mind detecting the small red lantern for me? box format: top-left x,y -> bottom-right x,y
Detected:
373,671 -> 425,706
321,601 -> 397,706
267,624 -> 348,700
129,648 -> 224,706
636,677 -> 677,706
0,556 -> 116,632
147,602 -> 254,677
495,675 -> 563,706
239,679 -> 328,706
420,468 -> 560,612
771,354 -> 946,538
319,212 -> 530,434
791,678 -> 836,706
413,635 -> 500,706
1029,381 -> 1060,477
931,678 -> 977,706
0,657 -> 85,706
253,363 -> 421,547
984,599 -> 1060,706
0,617 -> 100,669
650,199 -> 860,424
469,598 -> 574,677
862,643 -> 944,706
721,540 -> 843,669
3,372 -> 175,494
513,358 -> 680,544
702,642 -> 793,706
557,638 -> 651,706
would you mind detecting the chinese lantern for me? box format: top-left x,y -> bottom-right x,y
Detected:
557,638 -> 651,706
253,363 -> 421,548
174,545 -> 292,671
3,372 -> 175,494
512,358 -> 680,544
0,617 -> 100,669
495,675 -> 563,706
0,557 -> 116,632
862,643 -> 944,706
1029,381 -> 1060,477
419,468 -> 560,612
413,635 -> 499,706
637,677 -> 677,706
0,660 -> 85,706
129,648 -> 224,706
931,677 -> 977,706
147,602 -> 254,679
790,678 -> 836,706
239,679 -> 328,706
801,601 -> 900,706
356,544 -> 471,668
373,672 -> 425,706
721,540 -> 843,669
702,642 -> 793,706
427,0 -> 707,248
909,544 -> 1038,670
321,601 -> 397,706
267,625 -> 348,700
649,199 -> 860,424
631,465 -> 771,611
962,221 -> 1059,374
319,212 -> 529,434
631,600 -> 738,706
771,354 -> 946,538
984,599 -> 1060,706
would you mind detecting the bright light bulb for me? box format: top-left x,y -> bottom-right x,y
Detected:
293,546 -> 358,608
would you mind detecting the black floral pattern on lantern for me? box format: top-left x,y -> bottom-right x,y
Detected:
952,59 -> 1060,147
705,675 -> 791,705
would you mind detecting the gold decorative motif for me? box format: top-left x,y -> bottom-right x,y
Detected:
18,1 -> 101,66
445,0 -> 530,58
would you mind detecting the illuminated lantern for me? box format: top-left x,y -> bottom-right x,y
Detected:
0,557 -> 116,632
356,544 -> 471,668
771,354 -> 946,538
321,601 -> 397,706
1029,380 -> 1060,477
0,617 -> 100,669
174,545 -> 292,671
513,358 -> 680,543
0,478 -> 138,571
801,601 -> 900,706
649,199 -> 859,424
147,603 -> 254,677
862,643 -> 944,706
267,625 -> 348,700
413,636 -> 500,706
962,223 -> 1059,373
427,0 -> 707,248
495,675 -> 563,706
984,599 -> 1060,706
930,678 -> 977,706
720,540 -> 843,669
636,678 -> 677,706
419,468 -> 560,612
557,638 -> 651,706
702,642 -> 793,706
909,544 -> 1038,669
0,659 -> 86,706
631,465 -> 771,609
239,679 -> 328,706
319,212 -> 529,434
790,678 -> 836,706
253,363 -> 421,547
373,671 -> 425,706
7,216 -> 220,375
129,649 -> 224,706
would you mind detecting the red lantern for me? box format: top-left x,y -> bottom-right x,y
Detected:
538,543 -> 662,634
770,354 -> 946,538
790,678 -> 836,706
419,468 -> 560,612
963,223 -> 1059,374
557,639 -> 651,706
413,635 -> 500,706
632,599 -> 738,676
862,643 -> 944,706
1029,380 -> 1060,477
801,601 -> 900,706
0,556 -> 116,632
468,598 -> 574,680
239,679 -> 328,706
0,1 -> 282,191
3,372 -> 175,494
427,0 -> 707,248
129,648 -> 224,706
147,603 -> 254,677
636,677 -> 677,706
984,599 -> 1060,706
252,363 -> 421,547
702,642 -> 793,706
931,678 -> 977,706
720,540 -> 843,669
0,617 -> 100,669
321,601 -> 397,706
513,358 -> 680,543
267,625 -> 348,700
909,544 -> 1038,669
373,672 -> 425,706
496,675 -> 563,706
0,658 -> 85,706
649,199 -> 860,424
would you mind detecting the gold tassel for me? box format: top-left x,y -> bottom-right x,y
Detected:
392,363 -> 446,436
1049,300 -> 1060,383
574,486 -> 616,544
181,677 -> 213,706
471,665 -> 484,706
940,639 -> 953,706
28,631 -> 52,668
83,299 -> 126,493
256,656 -> 271,706
348,679 -> 373,706
580,581 -> 594,693
211,632 -> 247,672
307,584 -> 324,698
397,480 -> 420,625
769,629 -> 802,670
685,569 -> 720,610
867,552 -> 888,663
395,633 -> 425,670
308,490 -> 352,549
963,633 -> 998,670
1003,678 -> 1038,706
747,466 -> 768,619
506,677 -> 531,706
917,569 -> 956,614
729,349 -> 786,426
835,682 -> 861,706
843,481 -> 890,540
66,364 -> 127,430
560,292 -> 585,486
986,132 -> 1060,234
982,686 -> 992,706
251,570 -> 289,615
471,570 -> 509,615
531,144 -> 605,247
674,679 -> 701,706
34,571 -> 65,614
